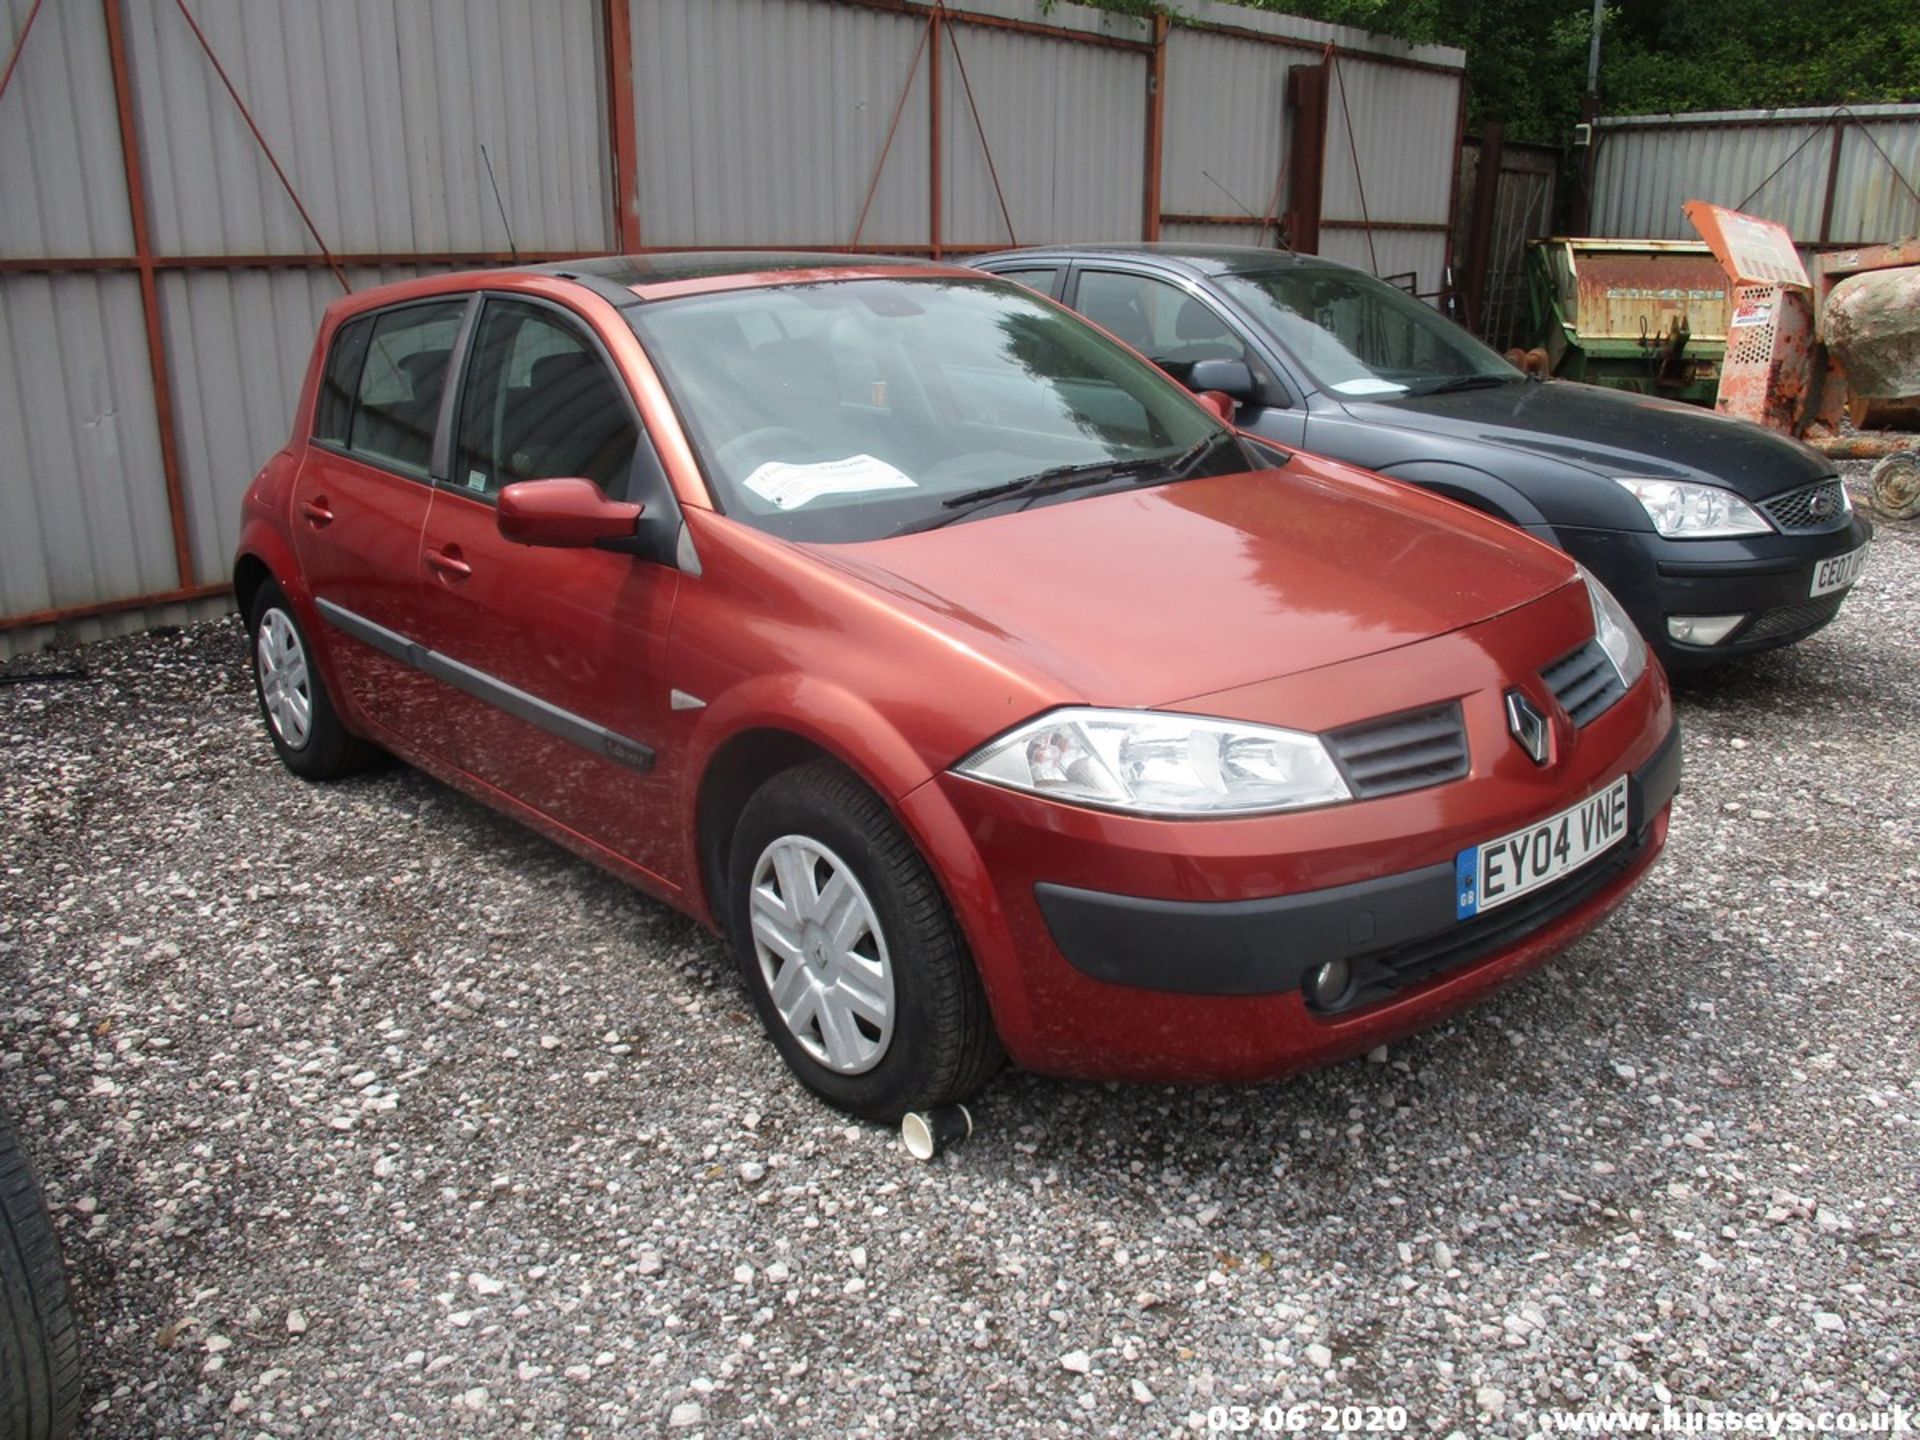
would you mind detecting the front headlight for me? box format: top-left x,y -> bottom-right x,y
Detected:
1577,564 -> 1648,689
1615,478 -> 1772,538
954,708 -> 1351,817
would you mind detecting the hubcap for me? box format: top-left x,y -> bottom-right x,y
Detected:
255,608 -> 314,749
748,835 -> 895,1075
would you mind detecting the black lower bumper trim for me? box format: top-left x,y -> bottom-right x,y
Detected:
1036,721 -> 1680,999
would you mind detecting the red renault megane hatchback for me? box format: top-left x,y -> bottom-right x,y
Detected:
235,255 -> 1678,1121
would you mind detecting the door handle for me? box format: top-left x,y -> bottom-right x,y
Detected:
299,497 -> 334,526
424,546 -> 471,579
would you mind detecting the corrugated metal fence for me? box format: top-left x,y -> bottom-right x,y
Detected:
1589,103 -> 1920,247
0,0 -> 1463,652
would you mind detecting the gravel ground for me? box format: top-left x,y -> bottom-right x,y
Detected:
2,469 -> 1915,1437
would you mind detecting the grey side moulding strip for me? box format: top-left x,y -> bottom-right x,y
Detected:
314,597 -> 656,774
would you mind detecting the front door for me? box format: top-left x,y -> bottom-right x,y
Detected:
411,296 -> 683,884
1066,267 -> 1310,448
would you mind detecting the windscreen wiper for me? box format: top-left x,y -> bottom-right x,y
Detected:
1403,374 -> 1520,397
915,435 -> 1227,533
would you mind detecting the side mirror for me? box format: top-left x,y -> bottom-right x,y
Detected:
497,477 -> 644,550
1195,390 -> 1237,424
1185,358 -> 1256,402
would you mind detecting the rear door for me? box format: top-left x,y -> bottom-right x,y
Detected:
290,296 -> 473,739
410,294 -> 685,883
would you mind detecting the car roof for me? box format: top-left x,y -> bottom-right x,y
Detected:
971,242 -> 1362,279
521,252 -> 974,306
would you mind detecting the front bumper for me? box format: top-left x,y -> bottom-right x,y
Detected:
897,614 -> 1677,1084
1551,514 -> 1872,669
1035,720 -> 1679,1004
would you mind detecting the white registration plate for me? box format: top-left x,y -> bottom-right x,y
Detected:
1455,776 -> 1630,920
1809,544 -> 1868,597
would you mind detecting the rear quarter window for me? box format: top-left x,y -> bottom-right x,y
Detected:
314,316 -> 373,445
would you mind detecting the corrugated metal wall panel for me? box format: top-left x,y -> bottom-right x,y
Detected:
1161,30 -> 1294,224
960,0 -> 1151,46
124,0 -> 612,258
0,274 -> 175,615
1317,230 -> 1446,291
1175,0 -> 1463,70
1832,123 -> 1920,243
940,24 -> 1145,246
5,0 -> 1473,637
1590,123 -> 1824,239
161,265 -> 449,586
1157,221 -> 1287,250
1321,58 -> 1459,227
0,0 -> 134,257
631,0 -> 930,248
1590,107 -> 1920,245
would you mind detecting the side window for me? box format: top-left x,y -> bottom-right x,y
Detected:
454,301 -> 639,501
994,266 -> 1060,299
1075,271 -> 1251,384
314,316 -> 372,444
344,300 -> 468,478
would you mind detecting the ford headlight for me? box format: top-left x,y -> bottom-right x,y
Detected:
954,708 -> 1351,817
1615,478 -> 1771,538
1578,564 -> 1647,689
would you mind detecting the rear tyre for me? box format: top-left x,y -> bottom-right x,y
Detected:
727,761 -> 1003,1122
247,581 -> 373,781
0,1108 -> 82,1440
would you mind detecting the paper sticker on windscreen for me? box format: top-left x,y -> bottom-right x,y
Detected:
743,455 -> 918,510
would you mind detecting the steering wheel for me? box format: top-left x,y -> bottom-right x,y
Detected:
717,426 -> 817,477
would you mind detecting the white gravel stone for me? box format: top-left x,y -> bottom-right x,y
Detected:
4,532 -> 1914,1438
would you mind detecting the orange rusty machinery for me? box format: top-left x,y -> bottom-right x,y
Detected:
1687,200 -> 1920,448
1686,201 -> 1920,518
1683,201 -> 1824,435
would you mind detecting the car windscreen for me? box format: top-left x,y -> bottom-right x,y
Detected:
1217,267 -> 1519,399
626,276 -> 1243,542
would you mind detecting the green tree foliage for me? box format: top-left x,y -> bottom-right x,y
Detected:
1060,1 -> 1920,144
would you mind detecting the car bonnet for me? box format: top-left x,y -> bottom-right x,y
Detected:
1339,380 -> 1834,499
807,463 -> 1579,711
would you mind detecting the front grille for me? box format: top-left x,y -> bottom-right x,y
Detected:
1760,479 -> 1850,533
1737,591 -> 1847,643
1324,702 -> 1468,800
1541,639 -> 1625,727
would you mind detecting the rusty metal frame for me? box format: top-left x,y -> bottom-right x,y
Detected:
1458,122 -> 1503,331
1172,13 -> 1464,80
928,4 -> 943,258
604,0 -> 642,251
2,583 -> 231,634
0,0 -> 45,109
1442,68 -> 1468,290
1160,212 -> 1446,235
943,9 -> 1016,247
822,0 -> 1151,55
171,0 -> 349,293
102,0 -> 197,597
1142,12 -> 1168,240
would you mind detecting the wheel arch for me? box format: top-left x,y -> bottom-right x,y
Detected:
694,727 -> 858,933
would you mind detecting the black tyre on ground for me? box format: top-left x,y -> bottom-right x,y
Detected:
0,1108 -> 81,1440
728,761 -> 1003,1121
246,580 -> 374,781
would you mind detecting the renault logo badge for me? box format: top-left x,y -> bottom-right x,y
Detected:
1505,691 -> 1550,766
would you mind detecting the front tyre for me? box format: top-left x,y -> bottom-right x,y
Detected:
728,761 -> 1002,1122
246,581 -> 373,781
